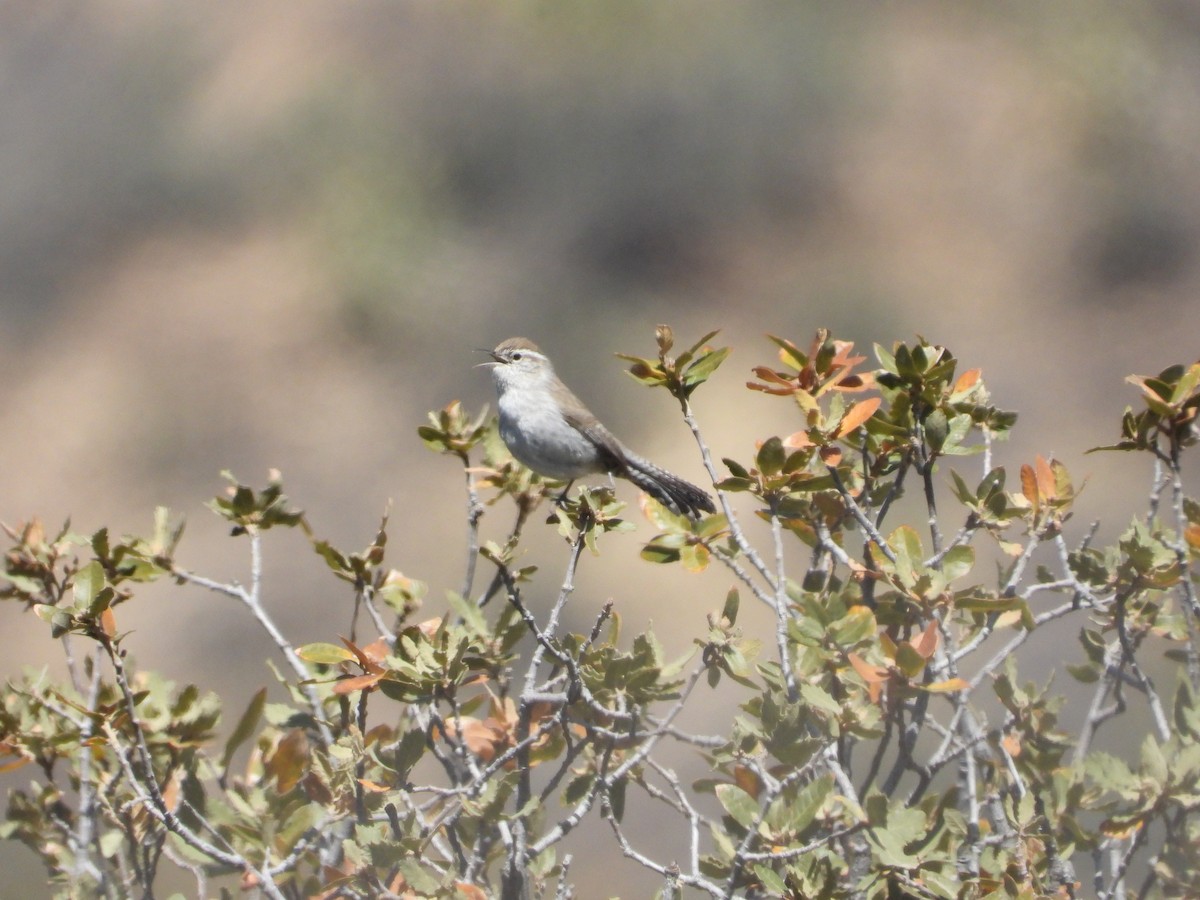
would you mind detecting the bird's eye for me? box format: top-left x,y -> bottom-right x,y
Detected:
511,352 -> 523,361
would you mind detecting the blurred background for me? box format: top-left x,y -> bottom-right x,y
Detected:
3,1 -> 1200,894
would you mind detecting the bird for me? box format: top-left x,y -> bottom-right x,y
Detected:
479,337 -> 716,518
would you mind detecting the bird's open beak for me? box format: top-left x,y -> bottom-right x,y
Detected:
474,348 -> 502,368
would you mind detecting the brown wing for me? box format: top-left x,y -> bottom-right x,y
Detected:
562,408 -> 628,473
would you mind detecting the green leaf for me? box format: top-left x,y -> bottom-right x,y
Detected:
99,829 -> 125,859
940,546 -> 975,582
445,589 -> 487,637
1141,734 -> 1168,785
564,773 -> 596,806
295,643 -> 355,665
683,347 -> 731,389
679,543 -> 710,572
924,409 -> 949,452
721,588 -> 739,626
799,682 -> 842,718
830,605 -> 877,646
787,773 -> 833,833
709,822 -> 737,863
896,644 -> 928,679
756,437 -> 786,476
609,778 -> 627,823
72,561 -> 105,611
715,476 -> 755,492
753,865 -> 789,896
392,728 -> 427,781
395,859 -> 441,894
34,603 -> 74,639
684,329 -> 722,359
221,687 -> 266,772
949,469 -> 975,506
1066,663 -> 1100,683
643,542 -> 681,564
769,334 -> 810,371
715,783 -> 760,829
723,458 -> 750,479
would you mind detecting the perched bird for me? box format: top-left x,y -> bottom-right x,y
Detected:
480,337 -> 715,518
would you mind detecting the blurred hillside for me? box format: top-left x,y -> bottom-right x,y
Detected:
3,2 -> 1200,894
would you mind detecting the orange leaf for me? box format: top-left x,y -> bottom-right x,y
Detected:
924,678 -> 970,693
417,617 -> 443,637
1020,463 -> 1038,508
819,446 -> 843,466
0,755 -> 31,774
1001,732 -> 1021,757
302,770 -> 334,806
333,672 -> 385,695
910,620 -> 940,660
848,653 -> 890,684
357,778 -> 389,793
1035,455 -> 1057,502
733,764 -> 761,799
360,638 -> 390,666
782,430 -> 814,450
455,884 -> 489,900
100,607 -> 117,639
339,636 -> 385,674
161,771 -> 182,813
1186,524 -> 1200,549
834,397 -> 881,438
265,729 -> 310,793
440,716 -> 506,761
953,368 -> 981,394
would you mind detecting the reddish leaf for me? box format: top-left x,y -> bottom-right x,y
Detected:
265,729 -> 310,793
440,716 -> 506,762
1185,524 -> 1200,550
1001,732 -> 1021,757
819,446 -> 843,466
100,607 -> 117,639
848,653 -> 890,684
360,638 -> 390,666
1020,464 -> 1038,509
1035,455 -> 1057,502
954,368 -> 982,393
417,617 -> 443,638
161,771 -> 182,813
910,620 -> 940,660
783,430 -> 814,450
339,636 -> 385,674
332,672 -> 385,695
833,397 -> 881,438
733,764 -> 761,799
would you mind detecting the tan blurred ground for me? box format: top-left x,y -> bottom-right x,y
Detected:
3,2 -> 1200,894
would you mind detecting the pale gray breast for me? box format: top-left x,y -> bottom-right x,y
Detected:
497,389 -> 605,479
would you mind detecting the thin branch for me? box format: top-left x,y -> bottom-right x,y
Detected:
600,793 -> 723,898
769,511 -> 799,702
172,532 -> 333,748
100,643 -> 288,900
461,462 -> 483,601
680,401 -> 778,592
827,466 -> 897,563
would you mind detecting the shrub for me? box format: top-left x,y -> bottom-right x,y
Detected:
2,327 -> 1198,899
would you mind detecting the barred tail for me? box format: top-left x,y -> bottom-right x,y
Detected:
622,455 -> 715,519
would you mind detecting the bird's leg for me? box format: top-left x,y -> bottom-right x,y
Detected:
553,480 -> 576,507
